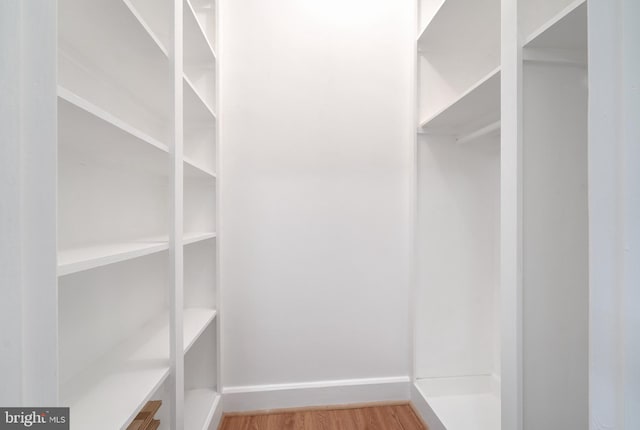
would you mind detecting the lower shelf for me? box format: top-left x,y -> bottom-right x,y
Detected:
185,389 -> 221,430
415,377 -> 501,430
62,309 -> 216,430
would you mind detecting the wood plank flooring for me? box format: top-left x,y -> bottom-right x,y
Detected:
219,404 -> 427,430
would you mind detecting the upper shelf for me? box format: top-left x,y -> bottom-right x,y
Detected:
417,0 -> 500,53
420,67 -> 501,134
58,0 -> 172,123
184,0 -> 217,67
524,0 -> 587,56
58,87 -> 169,175
62,309 -> 217,430
125,0 -> 172,52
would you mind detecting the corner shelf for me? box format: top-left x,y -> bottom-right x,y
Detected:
185,390 -> 221,430
420,67 -> 501,134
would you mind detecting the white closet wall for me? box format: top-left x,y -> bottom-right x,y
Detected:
219,0 -> 415,411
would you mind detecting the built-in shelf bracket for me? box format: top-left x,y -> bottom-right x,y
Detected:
456,121 -> 501,144
523,47 -> 587,67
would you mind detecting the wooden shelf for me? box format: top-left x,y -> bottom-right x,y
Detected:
524,0 -> 587,52
58,87 -> 169,174
184,75 -> 217,123
184,0 -> 217,65
184,232 -> 217,246
420,67 -> 501,133
184,390 -> 220,430
59,0 -> 171,120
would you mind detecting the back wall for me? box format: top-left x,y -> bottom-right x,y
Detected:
219,0 -> 415,407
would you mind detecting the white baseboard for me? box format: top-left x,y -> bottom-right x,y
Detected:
410,383 -> 446,430
222,376 -> 411,412
207,394 -> 224,430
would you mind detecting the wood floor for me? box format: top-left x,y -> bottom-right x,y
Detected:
218,404 -> 427,430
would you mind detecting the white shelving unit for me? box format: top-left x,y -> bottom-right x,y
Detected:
415,0 -> 501,429
414,0 -> 590,429
56,0 -> 221,428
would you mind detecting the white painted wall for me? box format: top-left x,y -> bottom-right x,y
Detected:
219,0 -> 414,394
589,0 -> 640,428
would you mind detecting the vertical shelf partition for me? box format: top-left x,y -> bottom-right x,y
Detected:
521,1 -> 589,428
414,0 -> 501,429
56,0 -> 220,429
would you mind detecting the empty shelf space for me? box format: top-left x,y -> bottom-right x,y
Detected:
420,67 -> 501,133
524,0 -> 586,61
58,0 -> 172,123
62,315 -> 172,430
62,308 -> 217,430
58,87 -> 169,172
417,0 -> 447,44
184,0 -> 217,64
125,0 -> 172,52
185,389 -> 220,430
60,0 -> 168,58
184,232 -> 217,246
417,0 -> 500,53
184,308 -> 218,353
185,156 -> 217,178
58,237 -> 169,276
415,377 -> 501,430
184,76 -> 217,123
121,0 -> 169,56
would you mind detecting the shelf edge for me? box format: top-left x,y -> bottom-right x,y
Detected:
419,66 -> 501,130
58,86 -> 170,154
